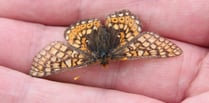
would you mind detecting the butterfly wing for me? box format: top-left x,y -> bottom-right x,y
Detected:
113,32 -> 182,60
30,41 -> 92,77
30,19 -> 102,77
105,10 -> 142,52
105,10 -> 182,59
64,19 -> 101,52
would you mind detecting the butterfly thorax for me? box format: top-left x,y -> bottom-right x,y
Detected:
86,26 -> 120,65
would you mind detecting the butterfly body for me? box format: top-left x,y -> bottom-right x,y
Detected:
86,26 -> 120,65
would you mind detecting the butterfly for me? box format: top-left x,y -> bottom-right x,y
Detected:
29,10 -> 182,77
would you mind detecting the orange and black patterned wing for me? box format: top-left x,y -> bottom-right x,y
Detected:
105,10 -> 142,51
114,32 -> 182,60
30,41 -> 92,77
64,19 -> 101,52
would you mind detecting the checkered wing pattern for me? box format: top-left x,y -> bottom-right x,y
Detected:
64,19 -> 101,52
115,32 -> 182,60
30,10 -> 183,78
30,41 -> 90,77
105,10 -> 142,51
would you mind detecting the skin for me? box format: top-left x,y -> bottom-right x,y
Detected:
0,0 -> 208,103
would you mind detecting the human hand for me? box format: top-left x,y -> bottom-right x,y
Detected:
0,0 -> 208,103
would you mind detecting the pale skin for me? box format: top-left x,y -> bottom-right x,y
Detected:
0,0 -> 209,103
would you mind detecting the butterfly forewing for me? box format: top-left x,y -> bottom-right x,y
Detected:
64,19 -> 101,52
115,32 -> 182,60
30,41 -> 91,77
105,10 -> 142,51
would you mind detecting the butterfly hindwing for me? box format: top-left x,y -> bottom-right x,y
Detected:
30,41 -> 91,77
105,10 -> 142,51
64,19 -> 101,52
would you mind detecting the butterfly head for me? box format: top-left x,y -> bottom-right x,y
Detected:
97,51 -> 109,66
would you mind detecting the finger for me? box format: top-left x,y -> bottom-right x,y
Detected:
186,53 -> 209,97
0,66 -> 164,103
182,92 -> 209,103
0,18 -> 65,72
0,0 -> 208,46
1,18 -> 208,102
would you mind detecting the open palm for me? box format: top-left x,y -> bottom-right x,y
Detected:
0,0 -> 209,103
